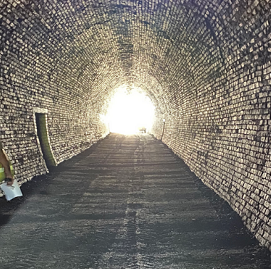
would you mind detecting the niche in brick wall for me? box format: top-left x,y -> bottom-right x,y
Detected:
33,108 -> 56,170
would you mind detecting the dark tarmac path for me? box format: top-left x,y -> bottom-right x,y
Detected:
0,133 -> 271,269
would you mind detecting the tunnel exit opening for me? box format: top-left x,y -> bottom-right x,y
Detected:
103,85 -> 155,135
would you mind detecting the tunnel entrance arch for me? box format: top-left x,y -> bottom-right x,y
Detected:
33,108 -> 56,170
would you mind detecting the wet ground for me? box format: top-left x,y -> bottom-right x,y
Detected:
0,133 -> 271,269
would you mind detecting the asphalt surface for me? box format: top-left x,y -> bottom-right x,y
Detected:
0,133 -> 271,269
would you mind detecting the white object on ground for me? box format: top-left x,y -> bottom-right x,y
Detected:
0,179 -> 23,201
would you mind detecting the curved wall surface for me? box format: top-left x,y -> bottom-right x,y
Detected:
1,0 -> 271,249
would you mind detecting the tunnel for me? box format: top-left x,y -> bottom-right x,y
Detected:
1,0 -> 271,253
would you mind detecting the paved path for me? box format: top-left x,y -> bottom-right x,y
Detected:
0,134 -> 271,269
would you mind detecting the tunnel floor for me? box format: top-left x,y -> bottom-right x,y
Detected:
0,133 -> 271,269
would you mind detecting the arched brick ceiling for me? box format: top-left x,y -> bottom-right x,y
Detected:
1,0 -> 229,116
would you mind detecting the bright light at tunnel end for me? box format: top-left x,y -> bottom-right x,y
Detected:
101,85 -> 155,135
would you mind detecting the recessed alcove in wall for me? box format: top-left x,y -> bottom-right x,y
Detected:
33,108 -> 56,170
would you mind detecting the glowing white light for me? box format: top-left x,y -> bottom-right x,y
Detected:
103,85 -> 155,135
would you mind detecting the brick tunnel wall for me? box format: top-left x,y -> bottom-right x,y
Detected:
1,0 -> 271,250
152,0 -> 271,250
